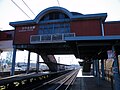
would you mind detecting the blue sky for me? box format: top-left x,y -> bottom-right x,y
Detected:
0,0 -> 120,30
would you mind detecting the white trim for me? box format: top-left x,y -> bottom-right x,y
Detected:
101,21 -> 105,36
34,7 -> 72,23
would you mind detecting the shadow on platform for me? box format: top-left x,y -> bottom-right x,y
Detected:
70,69 -> 113,90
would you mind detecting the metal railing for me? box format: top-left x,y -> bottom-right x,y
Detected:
30,33 -> 75,43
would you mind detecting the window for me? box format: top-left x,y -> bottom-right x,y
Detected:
39,11 -> 70,34
41,12 -> 69,21
39,23 -> 70,34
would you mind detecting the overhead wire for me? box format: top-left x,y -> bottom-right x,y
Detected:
57,0 -> 60,7
11,0 -> 32,19
11,0 -> 60,19
21,0 -> 35,16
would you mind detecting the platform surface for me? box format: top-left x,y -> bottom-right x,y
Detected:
70,68 -> 113,90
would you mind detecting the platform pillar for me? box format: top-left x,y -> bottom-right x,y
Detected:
101,59 -> 105,80
0,50 -> 2,60
93,60 -> 97,76
93,60 -> 95,76
95,60 -> 98,77
95,59 -> 100,86
36,54 -> 39,73
10,45 -> 17,76
26,51 -> 31,74
112,46 -> 120,90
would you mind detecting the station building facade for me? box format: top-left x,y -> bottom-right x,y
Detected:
10,7 -> 107,45
10,7 -> 120,45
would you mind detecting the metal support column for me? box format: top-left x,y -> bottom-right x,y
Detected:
36,54 -> 39,73
95,60 -> 98,77
93,60 -> 96,76
101,59 -> 105,80
112,46 -> 120,90
94,60 -> 97,76
0,50 -> 2,60
10,45 -> 17,76
96,59 -> 100,86
26,51 -> 31,74
93,60 -> 95,76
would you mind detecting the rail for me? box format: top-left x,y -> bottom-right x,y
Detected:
0,70 -> 75,90
32,69 -> 79,90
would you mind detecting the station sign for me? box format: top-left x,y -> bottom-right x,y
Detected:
19,26 -> 35,32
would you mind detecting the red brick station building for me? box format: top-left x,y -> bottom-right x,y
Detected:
0,7 -> 120,88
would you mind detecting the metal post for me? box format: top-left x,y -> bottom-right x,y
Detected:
112,46 -> 120,90
93,60 -> 96,76
101,59 -> 105,80
36,54 -> 39,73
93,60 -> 95,76
96,59 -> 100,86
94,60 -> 96,76
26,51 -> 31,74
95,60 -> 98,77
101,20 -> 105,36
92,60 -> 94,76
10,45 -> 17,76
0,50 -> 2,59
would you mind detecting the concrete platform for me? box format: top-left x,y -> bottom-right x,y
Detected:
70,68 -> 113,90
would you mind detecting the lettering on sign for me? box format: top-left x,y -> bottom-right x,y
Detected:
19,26 -> 35,32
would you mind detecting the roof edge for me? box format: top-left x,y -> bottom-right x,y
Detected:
71,13 -> 107,21
34,6 -> 73,23
9,20 -> 36,27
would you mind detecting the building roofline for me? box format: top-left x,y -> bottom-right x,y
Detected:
34,6 -> 73,23
9,7 -> 107,27
9,20 -> 36,27
72,13 -> 107,21
105,20 -> 120,24
0,30 -> 14,32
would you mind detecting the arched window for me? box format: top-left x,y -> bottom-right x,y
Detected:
39,11 -> 70,35
40,12 -> 69,21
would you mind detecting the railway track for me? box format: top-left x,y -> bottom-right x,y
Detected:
0,69 -> 79,90
32,69 -> 79,90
